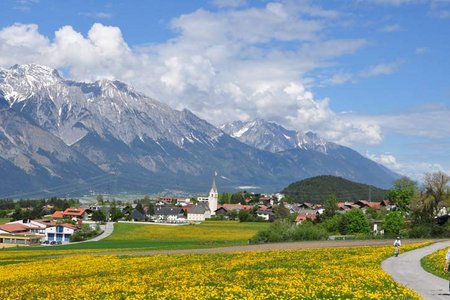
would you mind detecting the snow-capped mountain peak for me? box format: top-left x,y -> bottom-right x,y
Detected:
220,119 -> 333,154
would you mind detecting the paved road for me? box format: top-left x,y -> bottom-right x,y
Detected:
89,222 -> 114,241
382,240 -> 450,300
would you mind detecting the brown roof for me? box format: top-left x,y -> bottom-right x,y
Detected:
63,208 -> 86,217
221,204 -> 253,210
52,211 -> 64,219
295,213 -> 317,222
367,202 -> 381,209
0,223 -> 30,233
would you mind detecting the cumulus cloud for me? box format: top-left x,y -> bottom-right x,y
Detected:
367,151 -> 447,181
0,2 -> 396,148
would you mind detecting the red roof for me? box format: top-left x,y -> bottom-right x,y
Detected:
221,204 -> 253,210
295,213 -> 317,223
0,223 -> 30,233
52,211 -> 64,219
63,208 -> 86,217
367,202 -> 381,209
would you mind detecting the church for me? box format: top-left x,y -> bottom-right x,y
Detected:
208,176 -> 218,215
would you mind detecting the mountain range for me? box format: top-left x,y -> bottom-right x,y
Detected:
0,64 -> 398,198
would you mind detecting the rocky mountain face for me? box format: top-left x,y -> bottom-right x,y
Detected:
0,64 -> 398,197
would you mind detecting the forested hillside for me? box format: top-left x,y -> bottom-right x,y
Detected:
282,175 -> 388,203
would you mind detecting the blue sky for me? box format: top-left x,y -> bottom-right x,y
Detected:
1,0 -> 449,183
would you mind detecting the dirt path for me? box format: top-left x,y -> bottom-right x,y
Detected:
82,238 -> 434,257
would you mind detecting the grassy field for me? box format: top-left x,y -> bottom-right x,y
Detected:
0,243 -> 428,299
0,221 -> 270,258
421,246 -> 450,279
0,218 -> 10,224
61,220 -> 269,251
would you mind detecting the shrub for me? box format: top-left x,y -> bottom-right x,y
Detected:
407,224 -> 432,238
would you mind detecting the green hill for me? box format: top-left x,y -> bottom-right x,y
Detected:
281,175 -> 388,203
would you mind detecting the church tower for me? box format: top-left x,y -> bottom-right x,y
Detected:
208,176 -> 218,215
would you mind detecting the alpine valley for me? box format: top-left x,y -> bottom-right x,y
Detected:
0,64 -> 398,197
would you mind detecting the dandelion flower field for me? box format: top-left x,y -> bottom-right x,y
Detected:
0,243 -> 427,299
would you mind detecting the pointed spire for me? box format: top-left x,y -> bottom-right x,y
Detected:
210,175 -> 217,194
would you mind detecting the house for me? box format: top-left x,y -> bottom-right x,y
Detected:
214,207 -> 228,217
8,219 -> 48,234
154,206 -> 185,223
45,224 -> 79,243
256,209 -> 275,221
0,223 -> 43,246
187,204 -> 209,222
131,209 -> 147,222
63,208 -> 88,220
380,200 -> 393,210
52,210 -> 65,219
221,204 -> 252,212
295,212 -> 317,224
51,208 -> 88,221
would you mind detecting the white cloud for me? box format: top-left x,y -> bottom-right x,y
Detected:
366,151 -> 447,181
79,12 -> 113,19
360,61 -> 401,77
0,3 -> 388,148
415,47 -> 429,54
381,24 -> 402,32
211,0 -> 247,8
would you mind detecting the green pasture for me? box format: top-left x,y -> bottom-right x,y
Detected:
1,221 -> 269,256
0,218 -> 10,224
61,220 -> 269,251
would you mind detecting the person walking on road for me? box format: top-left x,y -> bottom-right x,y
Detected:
444,248 -> 450,291
394,237 -> 401,257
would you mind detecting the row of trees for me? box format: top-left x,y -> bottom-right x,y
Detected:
251,171 -> 450,243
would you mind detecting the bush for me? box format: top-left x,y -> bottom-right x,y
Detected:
407,225 -> 432,238
290,222 -> 328,241
250,220 -> 328,244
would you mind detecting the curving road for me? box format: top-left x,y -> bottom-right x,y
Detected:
382,240 -> 450,300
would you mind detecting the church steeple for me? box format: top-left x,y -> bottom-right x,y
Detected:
210,176 -> 218,195
208,174 -> 218,215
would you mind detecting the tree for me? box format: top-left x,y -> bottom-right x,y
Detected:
388,177 -> 417,211
91,210 -> 106,222
322,194 -> 338,220
383,211 -> 404,236
338,209 -> 370,235
135,203 -> 145,214
110,206 -> 124,222
411,171 -> 450,225
96,194 -> 104,205
424,171 -> 450,216
273,204 -> 290,220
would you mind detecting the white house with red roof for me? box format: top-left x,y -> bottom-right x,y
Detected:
0,223 -> 43,246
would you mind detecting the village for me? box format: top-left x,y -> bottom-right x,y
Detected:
0,177 -> 395,248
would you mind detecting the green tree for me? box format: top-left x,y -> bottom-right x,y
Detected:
91,210 -> 106,222
383,211 -> 404,236
110,207 -> 124,222
322,194 -> 338,220
338,209 -> 370,235
411,171 -> 450,225
273,204 -> 290,220
135,203 -> 145,214
388,177 -> 417,211
96,194 -> 104,205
